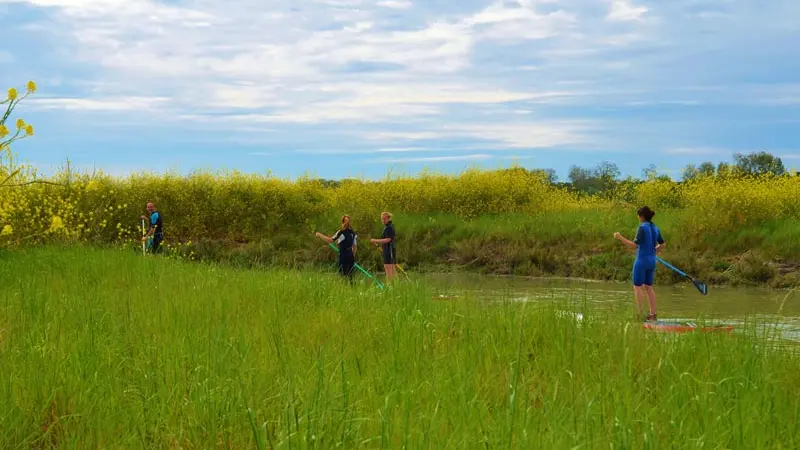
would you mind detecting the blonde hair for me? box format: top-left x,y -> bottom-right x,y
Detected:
381,211 -> 392,220
340,215 -> 351,230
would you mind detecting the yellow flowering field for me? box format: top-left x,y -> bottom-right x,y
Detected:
3,81 -> 800,285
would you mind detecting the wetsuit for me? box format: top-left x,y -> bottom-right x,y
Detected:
632,221 -> 664,286
381,220 -> 396,264
332,227 -> 357,280
148,211 -> 164,254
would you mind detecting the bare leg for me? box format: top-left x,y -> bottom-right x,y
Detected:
384,264 -> 395,283
633,286 -> 645,317
643,285 -> 657,316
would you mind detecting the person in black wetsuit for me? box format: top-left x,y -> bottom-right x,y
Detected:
140,202 -> 164,254
315,215 -> 358,282
370,211 -> 396,283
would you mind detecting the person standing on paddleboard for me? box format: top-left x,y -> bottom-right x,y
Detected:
370,212 -> 397,283
140,202 -> 164,254
613,206 -> 666,322
315,215 -> 358,282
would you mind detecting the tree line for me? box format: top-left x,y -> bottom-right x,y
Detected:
562,151 -> 788,195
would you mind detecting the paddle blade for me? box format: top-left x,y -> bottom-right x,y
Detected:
692,278 -> 708,295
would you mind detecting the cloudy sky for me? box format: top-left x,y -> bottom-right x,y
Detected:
1,0 -> 798,180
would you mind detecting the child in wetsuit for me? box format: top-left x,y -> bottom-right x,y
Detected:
613,206 -> 666,321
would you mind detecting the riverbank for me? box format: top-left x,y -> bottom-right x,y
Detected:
4,168 -> 800,288
178,210 -> 800,289
0,246 -> 798,447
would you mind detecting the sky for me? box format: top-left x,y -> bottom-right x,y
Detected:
0,0 -> 798,181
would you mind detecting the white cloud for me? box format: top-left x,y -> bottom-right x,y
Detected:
607,0 -> 648,22
376,0 -> 412,9
466,1 -> 577,41
29,96 -> 171,111
372,154 -> 492,163
366,121 -> 594,148
6,0 -> 798,167
375,147 -> 425,152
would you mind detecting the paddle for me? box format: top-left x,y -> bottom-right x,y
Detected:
328,242 -> 385,289
656,256 -> 708,295
141,219 -> 146,255
373,245 -> 410,280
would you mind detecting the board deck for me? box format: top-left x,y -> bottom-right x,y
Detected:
643,320 -> 734,333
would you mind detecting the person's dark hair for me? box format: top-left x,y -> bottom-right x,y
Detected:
637,206 -> 656,222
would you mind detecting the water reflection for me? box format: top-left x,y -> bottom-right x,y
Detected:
424,273 -> 800,346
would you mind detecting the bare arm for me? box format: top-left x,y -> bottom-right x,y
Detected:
613,232 -> 638,250
314,232 -> 333,244
370,237 -> 392,245
655,241 -> 666,254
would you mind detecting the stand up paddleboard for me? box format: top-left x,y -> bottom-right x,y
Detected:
643,320 -> 734,333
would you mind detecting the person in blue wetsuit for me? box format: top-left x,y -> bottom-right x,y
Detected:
315,215 -> 358,282
370,211 -> 396,283
140,202 -> 164,254
613,206 -> 666,322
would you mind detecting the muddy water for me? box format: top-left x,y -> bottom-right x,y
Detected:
424,273 -> 800,344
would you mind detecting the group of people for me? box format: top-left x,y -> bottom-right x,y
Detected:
312,206 -> 666,322
140,201 -> 665,322
314,212 -> 398,283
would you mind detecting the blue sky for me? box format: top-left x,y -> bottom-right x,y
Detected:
1,0 -> 798,181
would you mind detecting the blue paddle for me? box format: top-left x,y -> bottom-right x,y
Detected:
656,256 -> 708,295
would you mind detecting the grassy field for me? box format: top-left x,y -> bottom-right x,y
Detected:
1,246 -> 798,448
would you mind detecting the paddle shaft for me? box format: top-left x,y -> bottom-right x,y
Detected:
656,256 -> 688,278
656,256 -> 708,295
328,242 -> 384,289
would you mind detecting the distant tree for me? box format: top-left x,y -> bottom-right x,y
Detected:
716,161 -> 736,178
698,161 -> 716,177
681,164 -> 699,181
596,161 -> 621,182
568,161 -> 620,195
642,164 -> 658,181
733,151 -> 785,176
568,165 -> 590,183
541,168 -> 558,184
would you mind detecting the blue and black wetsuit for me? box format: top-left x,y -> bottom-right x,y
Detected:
332,227 -> 357,280
632,221 -> 664,286
381,220 -> 396,264
149,211 -> 164,253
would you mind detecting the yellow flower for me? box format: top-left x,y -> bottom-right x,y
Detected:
0,124 -> 8,139
16,118 -> 25,130
25,125 -> 34,136
1,225 -> 12,236
27,81 -> 37,93
49,216 -> 64,233
7,88 -> 17,101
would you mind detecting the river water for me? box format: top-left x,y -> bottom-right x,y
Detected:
424,273 -> 800,345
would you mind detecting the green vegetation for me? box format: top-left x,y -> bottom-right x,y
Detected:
4,93 -> 800,289
1,247 -> 798,447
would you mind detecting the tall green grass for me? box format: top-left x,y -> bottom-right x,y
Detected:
0,246 -> 798,448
